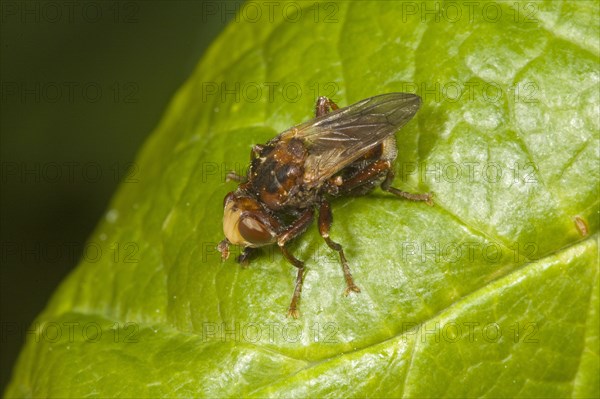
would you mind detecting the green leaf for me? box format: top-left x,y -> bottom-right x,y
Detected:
7,1 -> 599,397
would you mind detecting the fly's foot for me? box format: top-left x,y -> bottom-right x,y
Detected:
225,171 -> 244,182
217,239 -> 230,261
344,284 -> 361,296
236,247 -> 255,268
424,192 -> 434,207
287,307 -> 300,319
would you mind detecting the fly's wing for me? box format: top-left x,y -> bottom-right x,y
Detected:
276,93 -> 421,187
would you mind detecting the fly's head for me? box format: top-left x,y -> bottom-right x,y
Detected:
218,191 -> 279,259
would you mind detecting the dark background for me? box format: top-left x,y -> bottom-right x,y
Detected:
0,0 -> 241,389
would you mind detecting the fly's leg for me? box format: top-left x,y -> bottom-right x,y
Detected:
381,165 -> 433,205
225,171 -> 245,183
217,239 -> 230,260
338,159 -> 433,205
280,247 -> 305,319
218,241 -> 256,266
318,200 -> 361,295
315,96 -> 339,117
276,208 -> 315,318
237,247 -> 256,266
227,145 -> 264,183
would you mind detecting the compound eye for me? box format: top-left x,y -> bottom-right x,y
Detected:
238,216 -> 273,245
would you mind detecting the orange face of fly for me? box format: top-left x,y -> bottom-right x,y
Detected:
222,193 -> 278,248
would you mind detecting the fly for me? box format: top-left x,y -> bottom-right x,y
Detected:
218,93 -> 433,317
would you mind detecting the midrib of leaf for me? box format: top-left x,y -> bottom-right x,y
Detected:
572,254 -> 600,397
571,249 -> 599,395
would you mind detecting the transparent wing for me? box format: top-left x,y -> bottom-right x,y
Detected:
274,93 -> 421,186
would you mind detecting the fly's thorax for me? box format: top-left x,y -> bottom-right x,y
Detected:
248,137 -> 308,210
222,193 -> 278,248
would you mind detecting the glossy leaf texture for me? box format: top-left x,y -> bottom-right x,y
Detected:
6,1 -> 599,398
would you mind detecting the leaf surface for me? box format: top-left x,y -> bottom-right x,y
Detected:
7,1 -> 599,397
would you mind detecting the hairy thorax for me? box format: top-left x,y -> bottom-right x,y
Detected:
247,137 -> 318,210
